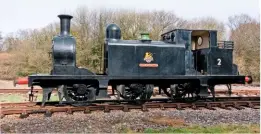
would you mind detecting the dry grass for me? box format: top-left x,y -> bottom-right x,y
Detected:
0,93 -> 59,103
0,52 -> 16,80
145,115 -> 187,127
0,52 -> 12,60
144,124 -> 260,133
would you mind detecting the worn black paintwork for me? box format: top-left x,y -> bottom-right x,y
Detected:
27,14 -> 251,98
107,40 -> 185,76
161,29 -> 238,75
28,74 -> 246,88
51,14 -> 93,75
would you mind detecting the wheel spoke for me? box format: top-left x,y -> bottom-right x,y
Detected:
63,84 -> 96,102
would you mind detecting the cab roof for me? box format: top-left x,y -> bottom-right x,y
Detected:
161,29 -> 218,36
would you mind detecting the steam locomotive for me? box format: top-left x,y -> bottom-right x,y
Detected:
15,14 -> 252,106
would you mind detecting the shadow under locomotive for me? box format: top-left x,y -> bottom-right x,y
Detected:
16,14 -> 252,106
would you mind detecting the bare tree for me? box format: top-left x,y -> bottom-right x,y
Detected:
184,17 -> 226,40
229,14 -> 260,81
228,14 -> 255,30
0,32 -> 3,51
148,10 -> 184,40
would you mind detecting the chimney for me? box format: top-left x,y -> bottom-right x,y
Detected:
58,14 -> 73,36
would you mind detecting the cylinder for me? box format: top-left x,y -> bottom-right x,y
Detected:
58,14 -> 73,36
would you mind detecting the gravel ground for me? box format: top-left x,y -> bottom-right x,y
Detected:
1,108 -> 259,133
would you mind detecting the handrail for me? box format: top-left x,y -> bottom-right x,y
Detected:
217,41 -> 234,49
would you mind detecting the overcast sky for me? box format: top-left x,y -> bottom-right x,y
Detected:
0,0 -> 259,37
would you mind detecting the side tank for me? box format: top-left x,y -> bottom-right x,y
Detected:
105,24 -> 186,76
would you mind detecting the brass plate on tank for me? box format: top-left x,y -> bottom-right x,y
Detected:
139,63 -> 158,68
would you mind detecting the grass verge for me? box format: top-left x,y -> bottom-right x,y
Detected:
0,93 -> 59,103
143,124 -> 260,133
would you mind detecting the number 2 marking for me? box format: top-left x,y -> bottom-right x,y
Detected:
217,58 -> 221,66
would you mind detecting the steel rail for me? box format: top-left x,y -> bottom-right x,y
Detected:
1,96 -> 259,118
1,100 -> 259,119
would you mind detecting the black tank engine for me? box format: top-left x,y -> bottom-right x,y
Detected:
25,14 -> 252,106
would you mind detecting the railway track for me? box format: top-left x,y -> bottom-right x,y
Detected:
0,88 -> 44,93
1,96 -> 259,119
